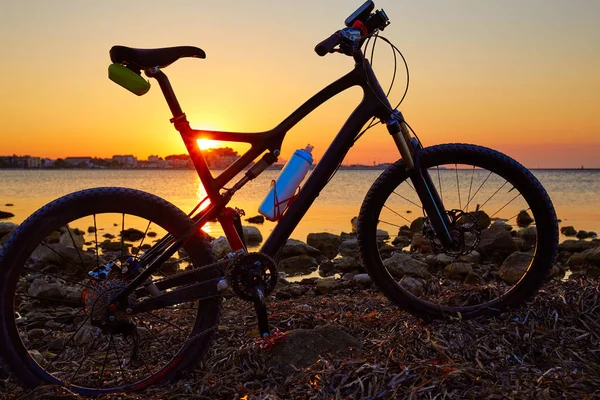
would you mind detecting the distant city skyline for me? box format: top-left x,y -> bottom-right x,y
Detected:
1,1 -> 599,168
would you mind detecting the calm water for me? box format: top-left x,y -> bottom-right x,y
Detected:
1,169 -> 599,244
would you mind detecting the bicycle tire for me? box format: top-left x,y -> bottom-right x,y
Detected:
0,187 -> 221,395
357,144 -> 558,319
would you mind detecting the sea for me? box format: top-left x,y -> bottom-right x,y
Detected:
1,169 -> 599,246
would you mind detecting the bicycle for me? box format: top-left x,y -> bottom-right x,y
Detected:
0,1 -> 558,395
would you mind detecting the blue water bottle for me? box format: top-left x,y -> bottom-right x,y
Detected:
258,144 -> 314,221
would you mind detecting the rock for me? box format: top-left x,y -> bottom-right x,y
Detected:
242,226 -> 263,246
470,211 -> 491,230
332,257 -> 361,273
87,226 -> 96,233
516,210 -> 534,227
560,226 -> 577,236
73,325 -> 97,346
27,278 -> 66,299
0,210 -> 15,219
147,231 -> 158,238
28,350 -> 45,365
464,272 -> 485,285
376,229 -> 389,241
245,215 -> 265,224
586,248 -> 600,267
410,233 -> 433,253
59,228 -> 85,249
279,239 -> 322,259
478,224 -> 518,262
517,226 -> 537,247
351,217 -> 358,233
263,325 -> 362,375
103,233 -> 116,239
499,252 -> 533,284
383,253 -> 430,279
410,217 -> 425,234
558,240 -> 600,253
211,236 -> 232,259
0,222 -> 18,239
377,243 -> 396,259
28,328 -> 47,340
589,231 -> 598,238
30,243 -> 96,276
316,278 -> 342,294
307,233 -> 342,260
121,228 -> 145,241
48,337 -> 67,351
444,263 -> 473,279
5,203 -> 13,207
400,277 -> 424,296
353,273 -> 372,286
161,258 -> 181,275
100,240 -> 128,253
398,225 -> 412,239
513,238 -> 533,252
392,235 -> 411,248
459,251 -> 481,264
340,232 -> 356,241
318,260 -> 335,277
278,255 -> 318,276
576,230 -> 589,239
339,239 -> 360,259
427,253 -> 455,269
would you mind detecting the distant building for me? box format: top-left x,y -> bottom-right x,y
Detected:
112,155 -> 138,168
65,157 -> 93,167
0,155 -> 42,168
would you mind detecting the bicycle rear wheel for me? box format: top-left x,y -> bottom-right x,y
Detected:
358,144 -> 558,319
0,187 -> 220,395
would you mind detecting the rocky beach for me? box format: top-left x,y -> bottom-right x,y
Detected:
0,209 -> 599,399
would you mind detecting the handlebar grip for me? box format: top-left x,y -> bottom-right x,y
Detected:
314,31 -> 342,56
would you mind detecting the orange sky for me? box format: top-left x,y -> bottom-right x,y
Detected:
1,1 -> 599,167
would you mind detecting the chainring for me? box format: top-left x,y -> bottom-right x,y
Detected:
228,253 -> 278,301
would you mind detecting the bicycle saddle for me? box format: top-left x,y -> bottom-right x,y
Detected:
110,45 -> 206,69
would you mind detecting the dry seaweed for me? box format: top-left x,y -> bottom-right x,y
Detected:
2,278 -> 599,399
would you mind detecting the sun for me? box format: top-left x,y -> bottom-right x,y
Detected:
197,139 -> 221,151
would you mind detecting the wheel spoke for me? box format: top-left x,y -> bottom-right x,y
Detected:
22,268 -> 92,289
66,224 -> 86,272
382,205 -> 412,224
120,213 -> 125,259
436,166 -> 443,202
25,309 -> 86,350
45,315 -> 91,371
133,316 -> 175,359
68,333 -> 102,386
391,190 -> 422,209
97,335 -> 112,389
93,214 -> 99,270
478,180 -> 509,210
463,170 -> 493,212
464,166 -> 475,213
489,193 -> 524,220
109,334 -> 129,386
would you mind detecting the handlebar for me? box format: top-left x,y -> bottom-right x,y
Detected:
314,31 -> 343,57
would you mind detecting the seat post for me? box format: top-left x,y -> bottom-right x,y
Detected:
148,68 -> 184,118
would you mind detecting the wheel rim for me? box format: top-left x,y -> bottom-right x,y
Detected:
10,209 -> 212,393
372,155 -> 544,315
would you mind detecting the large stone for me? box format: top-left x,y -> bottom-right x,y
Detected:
499,252 -> 533,284
469,211 -> 491,230
400,277 -> 424,296
353,273 -> 372,286
316,278 -> 342,294
263,325 -> 362,375
560,226 -> 577,236
242,226 -> 263,246
245,215 -> 265,224
410,217 -> 425,235
376,229 -> 390,241
559,240 -> 600,253
279,239 -> 322,259
444,263 -> 473,279
0,222 -> 18,241
398,225 -> 413,239
278,255 -> 318,276
427,253 -> 455,269
332,256 -> 361,273
307,233 -> 342,260
121,228 -> 145,242
59,228 -> 85,250
339,239 -> 360,259
576,230 -> 590,239
516,226 -> 537,247
211,236 -> 232,259
0,210 -> 15,219
478,224 -> 518,262
27,278 -> 66,299
383,253 -> 430,279
30,243 -> 96,276
516,210 -> 534,227
392,235 -> 412,248
73,325 -> 97,346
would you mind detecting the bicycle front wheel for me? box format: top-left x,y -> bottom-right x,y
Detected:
0,187 -> 220,395
358,144 -> 558,319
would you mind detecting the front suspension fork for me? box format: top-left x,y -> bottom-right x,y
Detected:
387,114 -> 454,248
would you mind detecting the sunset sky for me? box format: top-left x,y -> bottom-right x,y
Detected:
1,0 -> 598,168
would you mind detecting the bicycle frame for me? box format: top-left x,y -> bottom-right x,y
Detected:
111,48 -> 454,335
